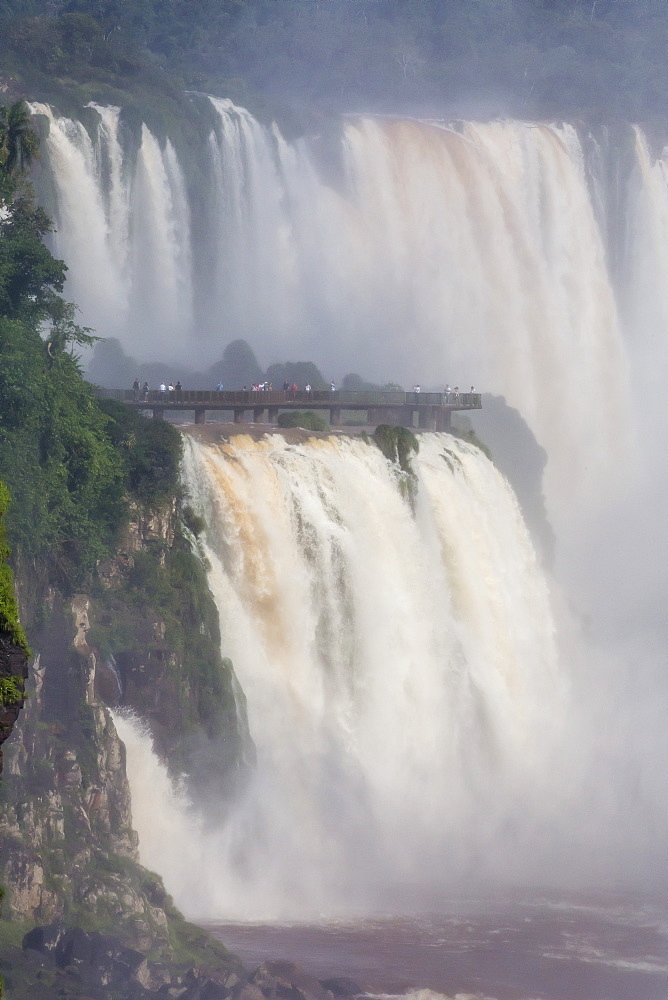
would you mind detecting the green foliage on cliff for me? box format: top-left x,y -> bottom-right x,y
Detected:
0,482 -> 28,656
277,410 -> 329,432
373,424 -> 419,473
88,518 -> 243,750
0,316 -> 127,589
373,424 -> 419,509
97,399 -> 182,510
0,111 -> 183,592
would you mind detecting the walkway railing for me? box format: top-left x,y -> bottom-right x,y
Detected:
102,388 -> 482,409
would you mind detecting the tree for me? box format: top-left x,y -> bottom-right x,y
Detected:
0,101 -> 39,205
0,197 -> 67,324
209,338 -> 262,388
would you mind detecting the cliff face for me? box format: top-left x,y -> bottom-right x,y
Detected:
89,499 -> 252,812
0,593 -> 171,954
0,631 -> 28,775
0,496 -> 249,986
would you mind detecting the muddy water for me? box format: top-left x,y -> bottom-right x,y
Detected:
206,894 -> 667,1000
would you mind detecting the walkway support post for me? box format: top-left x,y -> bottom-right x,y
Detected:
268,407 -> 279,424
418,407 -> 438,430
253,407 -> 265,423
330,407 -> 341,426
436,409 -> 452,432
194,409 -> 206,425
152,408 -> 164,420
234,409 -> 245,424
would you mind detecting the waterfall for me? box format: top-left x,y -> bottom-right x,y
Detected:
30,102 -> 193,356
29,99 -> 665,918
31,99 -> 665,531
115,431 -> 561,920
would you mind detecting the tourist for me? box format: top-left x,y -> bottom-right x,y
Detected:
305,383 -> 312,393
283,380 -> 290,391
331,381 -> 336,391
413,384 -> 421,393
132,378 -> 140,400
216,381 -> 224,391
175,380 -> 182,391
470,385 -> 475,393
142,381 -> 149,398
168,383 -> 174,392
445,384 -> 451,394
159,382 -> 166,392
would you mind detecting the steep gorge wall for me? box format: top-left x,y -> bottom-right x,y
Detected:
0,491 -> 248,995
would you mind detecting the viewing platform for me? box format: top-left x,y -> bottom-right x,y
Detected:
102,389 -> 482,431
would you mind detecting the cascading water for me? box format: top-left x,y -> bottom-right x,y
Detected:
31,98 -> 663,531
30,102 -> 194,355
116,431 -> 562,920
28,98 -> 666,923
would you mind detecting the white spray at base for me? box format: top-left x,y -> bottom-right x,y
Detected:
118,432 -> 567,921
111,712 -> 205,905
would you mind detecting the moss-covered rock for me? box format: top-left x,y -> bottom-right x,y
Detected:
277,410 -> 329,432
372,425 -> 419,509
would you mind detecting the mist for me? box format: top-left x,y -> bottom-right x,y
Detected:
27,86 -> 666,917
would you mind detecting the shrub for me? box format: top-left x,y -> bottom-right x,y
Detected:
277,410 -> 328,432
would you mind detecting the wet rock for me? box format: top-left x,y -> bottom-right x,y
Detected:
22,919 -> 66,960
235,981 -> 266,1000
319,978 -> 363,998
250,960 -> 331,1000
23,924 -> 150,990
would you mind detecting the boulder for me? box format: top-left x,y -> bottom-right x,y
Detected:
319,978 -> 363,998
250,960 -> 331,1000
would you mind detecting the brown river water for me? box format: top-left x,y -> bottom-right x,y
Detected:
205,893 -> 667,1000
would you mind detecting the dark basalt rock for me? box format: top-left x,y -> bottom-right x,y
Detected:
21,922 -> 245,999
23,922 -> 150,989
319,978 -> 363,998
249,960 -> 331,1000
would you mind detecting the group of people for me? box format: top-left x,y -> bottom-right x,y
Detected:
410,384 -> 475,397
132,379 -> 476,400
132,379 -> 183,399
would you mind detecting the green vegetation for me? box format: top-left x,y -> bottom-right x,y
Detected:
451,423 -> 493,462
89,525 -> 240,746
0,678 -> 23,708
97,399 -> 182,510
373,424 -> 419,473
2,1 -> 667,124
0,483 -> 28,655
373,424 -> 419,508
277,410 -> 329,432
0,105 -> 184,592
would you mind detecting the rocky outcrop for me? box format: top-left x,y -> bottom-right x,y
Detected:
0,492 -> 253,1000
0,629 -> 28,774
11,936 -> 363,1000
0,920 -> 243,999
0,595 -> 171,954
85,501 -> 252,814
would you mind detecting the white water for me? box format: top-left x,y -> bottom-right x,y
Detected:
31,101 -> 664,525
117,431 -> 562,919
28,100 -> 666,921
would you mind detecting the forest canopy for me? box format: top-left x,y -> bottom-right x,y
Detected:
0,0 -> 666,122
